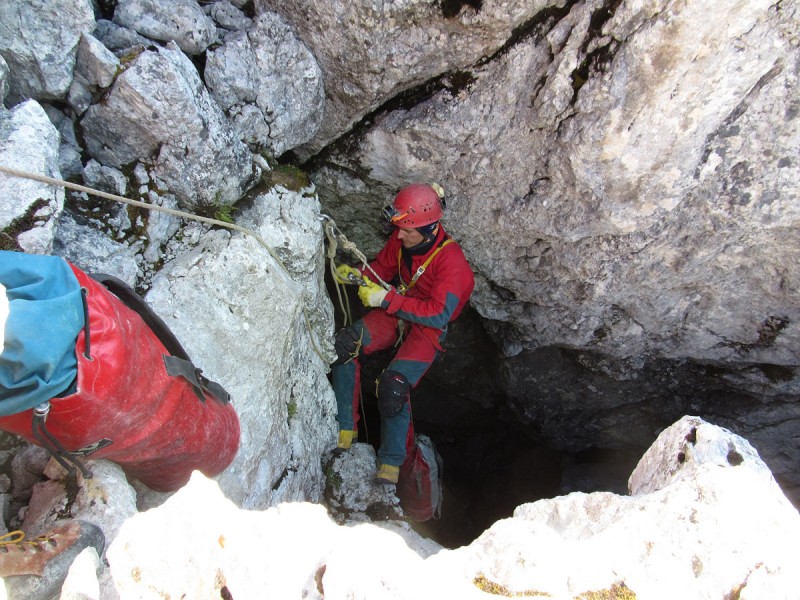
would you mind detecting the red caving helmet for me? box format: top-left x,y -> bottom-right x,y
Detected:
383,184 -> 443,228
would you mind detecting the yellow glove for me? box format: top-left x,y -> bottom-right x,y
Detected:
334,264 -> 362,285
358,277 -> 389,308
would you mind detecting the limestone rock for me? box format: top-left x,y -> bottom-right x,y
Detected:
112,0 -> 217,55
205,12 -> 325,156
68,32 -> 122,115
323,443 -> 404,523
103,417 -> 800,599
0,100 -> 63,254
53,211 -> 141,290
313,0 -> 800,499
0,0 -> 95,104
92,19 -> 153,55
204,0 -> 252,33
80,42 -> 258,211
424,416 -> 800,599
259,0 -> 563,157
313,0 -> 799,368
145,184 -> 337,508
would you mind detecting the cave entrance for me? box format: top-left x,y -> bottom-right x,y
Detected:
356,344 -> 644,549
330,276 -> 645,548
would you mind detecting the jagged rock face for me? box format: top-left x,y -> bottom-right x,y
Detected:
258,0 -> 563,158
0,101 -> 63,254
304,1 -> 800,498
204,11 -> 326,156
313,0 -> 799,371
80,42 -> 259,211
93,418 -> 800,598
145,185 -> 338,508
0,0 -> 95,104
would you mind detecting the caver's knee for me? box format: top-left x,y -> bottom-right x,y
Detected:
376,370 -> 409,418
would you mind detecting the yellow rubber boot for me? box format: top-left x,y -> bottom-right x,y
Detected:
375,464 -> 399,485
337,429 -> 358,450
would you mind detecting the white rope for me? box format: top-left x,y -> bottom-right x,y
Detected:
0,164 -> 329,363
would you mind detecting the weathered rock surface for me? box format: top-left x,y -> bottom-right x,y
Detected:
321,0 -> 799,370
68,33 -> 121,115
204,0 -> 252,33
323,443 -> 404,524
0,100 -> 63,254
81,42 -> 259,211
145,183 -> 337,508
259,0 -> 562,157
112,0 -> 218,55
95,417 -> 800,599
204,11 -> 325,156
310,0 -> 800,500
0,0 -> 95,105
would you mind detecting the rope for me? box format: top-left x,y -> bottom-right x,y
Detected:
319,214 -> 391,291
0,531 -> 25,546
0,164 -> 328,363
320,215 -> 390,445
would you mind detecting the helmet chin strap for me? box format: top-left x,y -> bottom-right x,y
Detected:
406,223 -> 440,254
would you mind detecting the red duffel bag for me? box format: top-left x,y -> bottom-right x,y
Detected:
0,259 -> 240,492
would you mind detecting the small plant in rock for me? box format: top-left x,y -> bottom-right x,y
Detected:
214,204 -> 236,224
286,400 -> 297,421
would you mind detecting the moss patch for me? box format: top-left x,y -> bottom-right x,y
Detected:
473,574 -> 551,597
0,198 -> 50,250
576,582 -> 637,599
266,165 -> 311,192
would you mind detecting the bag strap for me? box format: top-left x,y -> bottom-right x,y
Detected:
89,273 -> 230,404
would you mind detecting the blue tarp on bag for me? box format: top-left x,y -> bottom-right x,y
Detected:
0,251 -> 84,416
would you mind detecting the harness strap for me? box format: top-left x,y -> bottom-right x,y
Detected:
397,238 -> 454,295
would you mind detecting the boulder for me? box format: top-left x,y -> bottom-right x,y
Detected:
80,42 -> 258,211
205,11 -> 325,156
112,0 -> 217,55
145,183 -> 337,508
102,416 -> 800,599
0,100 -> 63,254
0,0 -> 95,104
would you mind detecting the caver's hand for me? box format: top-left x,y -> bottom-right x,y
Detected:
357,277 -> 389,308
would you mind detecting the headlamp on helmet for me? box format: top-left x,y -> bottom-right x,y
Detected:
384,184 -> 444,228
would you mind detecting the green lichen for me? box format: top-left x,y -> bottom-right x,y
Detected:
265,165 -> 310,192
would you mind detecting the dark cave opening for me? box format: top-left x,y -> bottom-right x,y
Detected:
328,279 -> 648,548
356,348 -> 644,549
326,275 -> 799,549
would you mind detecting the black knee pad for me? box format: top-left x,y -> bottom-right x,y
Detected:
376,370 -> 409,418
333,325 -> 363,366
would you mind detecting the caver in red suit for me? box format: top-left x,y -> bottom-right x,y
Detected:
331,184 -> 474,484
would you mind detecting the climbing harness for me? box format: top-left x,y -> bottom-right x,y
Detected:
396,238 -> 454,295
0,165 -> 328,364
